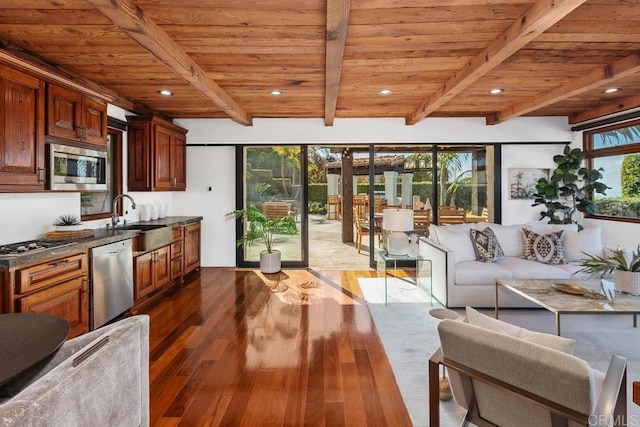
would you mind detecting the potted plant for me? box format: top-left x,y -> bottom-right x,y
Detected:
53,213 -> 86,232
227,204 -> 298,273
532,146 -> 609,229
577,246 -> 640,295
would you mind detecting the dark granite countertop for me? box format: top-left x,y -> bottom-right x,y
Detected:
0,216 -> 203,270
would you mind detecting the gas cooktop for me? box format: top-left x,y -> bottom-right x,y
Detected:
0,239 -> 77,256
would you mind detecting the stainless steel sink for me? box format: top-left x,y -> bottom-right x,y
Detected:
117,224 -> 171,251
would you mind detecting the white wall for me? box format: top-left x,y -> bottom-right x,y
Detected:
174,116 -> 575,265
177,116 -> 572,144
172,146 -> 236,267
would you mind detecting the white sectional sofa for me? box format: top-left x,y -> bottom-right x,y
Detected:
418,221 -> 605,308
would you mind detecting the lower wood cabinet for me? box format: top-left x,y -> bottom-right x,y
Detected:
170,226 -> 183,280
11,252 -> 89,339
183,222 -> 201,275
134,245 -> 170,301
17,275 -> 88,338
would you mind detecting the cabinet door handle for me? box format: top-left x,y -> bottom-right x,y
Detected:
37,168 -> 45,183
49,259 -> 69,267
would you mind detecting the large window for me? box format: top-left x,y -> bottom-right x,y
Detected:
584,120 -> 640,222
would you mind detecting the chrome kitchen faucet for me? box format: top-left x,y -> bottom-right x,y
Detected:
111,194 -> 137,227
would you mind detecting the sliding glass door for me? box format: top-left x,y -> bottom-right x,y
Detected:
236,146 -> 307,268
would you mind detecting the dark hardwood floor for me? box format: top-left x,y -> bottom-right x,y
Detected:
140,267 -> 413,426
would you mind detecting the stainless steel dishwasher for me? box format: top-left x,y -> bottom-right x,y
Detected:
90,239 -> 134,329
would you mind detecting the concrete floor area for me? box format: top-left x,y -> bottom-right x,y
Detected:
242,215 -> 378,270
244,214 -> 379,270
308,214 -> 376,270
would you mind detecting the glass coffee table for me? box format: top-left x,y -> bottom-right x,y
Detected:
495,278 -> 640,336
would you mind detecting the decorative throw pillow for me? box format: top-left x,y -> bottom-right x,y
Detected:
470,228 -> 504,262
465,307 -> 575,354
522,228 -> 567,265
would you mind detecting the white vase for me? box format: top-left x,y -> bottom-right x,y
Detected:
614,270 -> 640,296
260,250 -> 281,273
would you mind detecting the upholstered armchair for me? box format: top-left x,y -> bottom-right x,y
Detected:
0,315 -> 150,426
430,315 -> 627,427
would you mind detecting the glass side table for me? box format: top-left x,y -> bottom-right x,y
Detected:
376,250 -> 431,305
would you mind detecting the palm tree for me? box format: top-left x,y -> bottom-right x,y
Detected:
437,153 -> 468,205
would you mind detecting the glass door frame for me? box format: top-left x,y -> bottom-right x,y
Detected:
234,145 -> 309,269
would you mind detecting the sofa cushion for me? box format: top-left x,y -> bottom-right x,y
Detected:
564,226 -> 603,261
465,306 -> 576,353
429,223 -> 472,245
455,260 -> 513,285
470,228 -> 504,262
522,229 -> 567,265
525,222 -> 578,235
484,224 -> 525,257
496,257 -> 571,279
437,226 -> 477,263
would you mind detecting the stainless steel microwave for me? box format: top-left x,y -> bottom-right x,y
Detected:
48,144 -> 108,191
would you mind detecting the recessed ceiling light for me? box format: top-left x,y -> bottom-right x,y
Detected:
604,88 -> 619,94
489,88 -> 504,95
158,89 -> 173,96
269,90 -> 283,96
378,89 -> 393,96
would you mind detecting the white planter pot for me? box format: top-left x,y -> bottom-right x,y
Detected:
614,270 -> 640,296
260,250 -> 281,274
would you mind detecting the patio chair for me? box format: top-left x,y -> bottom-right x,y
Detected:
353,207 -> 381,253
438,206 -> 466,225
327,195 -> 341,220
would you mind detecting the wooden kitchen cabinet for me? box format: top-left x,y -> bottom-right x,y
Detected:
12,252 -> 89,338
133,245 -> 170,301
183,222 -> 201,275
17,275 -> 88,339
0,64 -> 46,191
126,115 -> 187,191
46,83 -> 107,148
170,226 -> 183,280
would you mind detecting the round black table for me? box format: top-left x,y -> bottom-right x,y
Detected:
0,313 -> 70,386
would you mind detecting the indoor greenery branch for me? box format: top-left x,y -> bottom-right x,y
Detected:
227,204 -> 298,253
532,146 -> 609,229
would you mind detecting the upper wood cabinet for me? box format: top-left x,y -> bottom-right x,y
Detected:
126,115 -> 187,191
0,64 -> 46,191
46,83 -> 107,148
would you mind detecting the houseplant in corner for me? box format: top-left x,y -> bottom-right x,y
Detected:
577,246 -> 640,295
227,204 -> 298,273
532,146 -> 609,229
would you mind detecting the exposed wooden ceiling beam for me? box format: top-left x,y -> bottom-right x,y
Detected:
488,52 -> 640,125
86,0 -> 252,126
570,93 -> 640,125
406,0 -> 587,125
325,0 -> 350,126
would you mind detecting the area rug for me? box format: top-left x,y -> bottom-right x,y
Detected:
358,277 -> 426,304
367,303 -> 640,427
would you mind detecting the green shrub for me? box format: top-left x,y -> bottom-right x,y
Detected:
594,197 -> 640,218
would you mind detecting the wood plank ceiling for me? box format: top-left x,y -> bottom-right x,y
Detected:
0,0 -> 639,126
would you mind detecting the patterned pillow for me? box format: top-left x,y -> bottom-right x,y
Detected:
522,228 -> 567,264
470,228 -> 504,262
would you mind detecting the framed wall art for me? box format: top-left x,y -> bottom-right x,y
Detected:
509,168 -> 550,200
